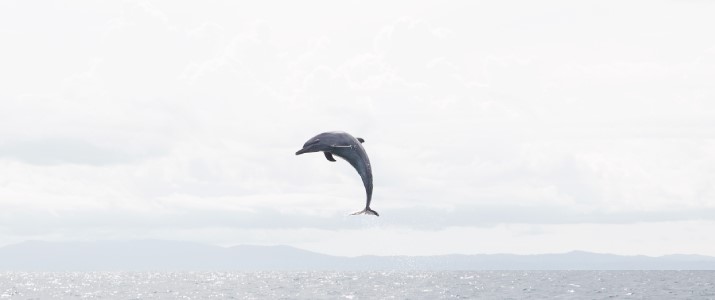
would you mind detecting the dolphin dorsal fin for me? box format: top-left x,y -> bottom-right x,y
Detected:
324,152 -> 337,162
357,138 -> 365,143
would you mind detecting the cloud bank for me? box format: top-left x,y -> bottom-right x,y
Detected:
1,0 -> 714,255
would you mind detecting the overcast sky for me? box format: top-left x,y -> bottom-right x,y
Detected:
1,0 -> 714,257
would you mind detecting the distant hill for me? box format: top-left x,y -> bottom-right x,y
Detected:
1,240 -> 714,271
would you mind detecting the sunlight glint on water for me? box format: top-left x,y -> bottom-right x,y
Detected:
1,271 -> 714,299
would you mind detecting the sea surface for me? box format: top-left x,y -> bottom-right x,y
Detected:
1,271 -> 714,299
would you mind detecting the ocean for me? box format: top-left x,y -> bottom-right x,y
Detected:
1,271 -> 714,299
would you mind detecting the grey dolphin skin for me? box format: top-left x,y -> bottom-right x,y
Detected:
295,131 -> 378,216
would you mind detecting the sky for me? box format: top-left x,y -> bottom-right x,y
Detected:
1,0 -> 715,257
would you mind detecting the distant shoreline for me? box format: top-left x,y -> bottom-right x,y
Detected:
2,240 -> 715,271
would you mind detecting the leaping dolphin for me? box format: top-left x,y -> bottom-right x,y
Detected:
295,131 -> 378,216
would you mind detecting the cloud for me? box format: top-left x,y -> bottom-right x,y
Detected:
293,221 -> 715,256
0,139 -> 157,166
1,0 -> 715,256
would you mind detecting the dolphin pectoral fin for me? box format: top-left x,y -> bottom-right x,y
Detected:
357,138 -> 365,143
324,152 -> 336,162
351,207 -> 379,216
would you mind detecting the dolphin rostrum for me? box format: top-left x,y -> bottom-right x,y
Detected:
295,131 -> 378,216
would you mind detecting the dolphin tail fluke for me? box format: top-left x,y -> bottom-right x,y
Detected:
351,207 -> 379,217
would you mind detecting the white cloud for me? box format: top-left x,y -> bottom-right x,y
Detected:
1,0 -> 714,256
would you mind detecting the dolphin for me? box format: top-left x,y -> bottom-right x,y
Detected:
295,131 -> 378,216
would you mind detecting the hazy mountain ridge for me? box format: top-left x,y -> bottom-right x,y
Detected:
1,240 -> 714,271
